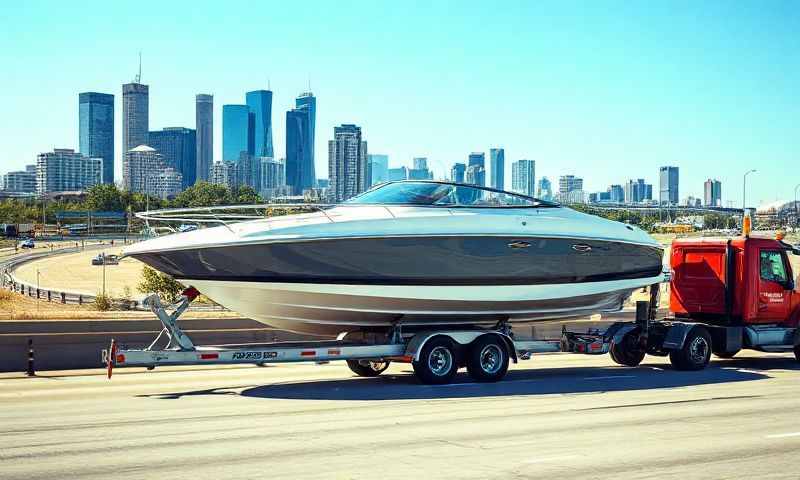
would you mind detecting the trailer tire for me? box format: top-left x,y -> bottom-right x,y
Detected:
610,333 -> 645,367
669,327 -> 712,371
466,335 -> 510,382
794,345 -> 800,363
346,359 -> 390,377
413,337 -> 459,385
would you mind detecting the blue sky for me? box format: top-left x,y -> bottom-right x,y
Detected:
1,0 -> 798,205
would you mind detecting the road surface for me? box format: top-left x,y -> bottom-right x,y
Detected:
1,351 -> 799,479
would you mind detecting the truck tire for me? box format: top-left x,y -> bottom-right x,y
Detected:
413,337 -> 459,385
346,359 -> 390,377
669,327 -> 712,371
794,345 -> 800,363
609,333 -> 645,367
466,335 -> 510,382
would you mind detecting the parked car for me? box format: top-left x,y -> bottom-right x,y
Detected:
92,253 -> 119,266
19,238 -> 34,249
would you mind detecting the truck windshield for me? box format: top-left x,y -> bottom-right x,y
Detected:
760,251 -> 788,284
346,181 -> 557,207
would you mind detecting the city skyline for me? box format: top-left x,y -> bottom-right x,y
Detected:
2,2 -> 798,205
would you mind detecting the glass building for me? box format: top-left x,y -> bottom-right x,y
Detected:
296,92 -> 316,167
659,166 -> 679,205
511,159 -> 535,196
149,127 -> 197,189
79,92 -> 115,184
490,148 -> 505,190
328,124 -> 368,202
246,90 -> 273,158
195,94 -> 213,183
122,82 -> 149,156
451,163 -> 466,183
223,104 -> 253,162
367,154 -> 389,186
286,105 -> 314,195
468,152 -> 485,168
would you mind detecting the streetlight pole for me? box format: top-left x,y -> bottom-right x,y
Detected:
102,251 -> 106,297
742,169 -> 756,221
794,183 -> 800,227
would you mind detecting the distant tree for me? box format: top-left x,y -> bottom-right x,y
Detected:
85,184 -> 124,211
171,182 -> 232,208
231,184 -> 261,205
137,266 -> 185,301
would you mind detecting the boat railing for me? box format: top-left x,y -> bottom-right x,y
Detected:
135,203 -> 404,234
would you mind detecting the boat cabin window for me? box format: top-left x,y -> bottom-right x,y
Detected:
346,181 -> 552,207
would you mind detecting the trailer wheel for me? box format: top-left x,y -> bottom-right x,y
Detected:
346,359 -> 390,377
413,337 -> 459,385
794,345 -> 800,363
466,335 -> 510,382
669,327 -> 712,371
609,333 -> 645,367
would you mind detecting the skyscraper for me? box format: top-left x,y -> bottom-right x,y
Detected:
490,148 -> 505,190
409,157 -> 432,180
468,152 -> 485,168
296,92 -> 316,167
537,177 -> 553,200
122,82 -> 149,157
451,163 -> 466,183
123,145 -> 164,194
558,175 -> 584,203
148,127 -> 197,189
368,154 -> 389,186
413,157 -> 428,170
388,166 -> 408,181
37,149 -> 103,195
704,178 -> 722,206
511,159 -> 535,196
659,166 -> 679,205
328,124 -> 367,202
195,94 -> 213,183
210,161 -> 238,190
246,89 -> 273,158
285,105 -> 314,194
223,104 -> 254,187
79,92 -> 114,184
465,165 -> 485,186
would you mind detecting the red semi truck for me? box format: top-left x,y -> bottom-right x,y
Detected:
604,234 -> 800,370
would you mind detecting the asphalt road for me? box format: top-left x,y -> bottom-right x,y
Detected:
1,351 -> 799,480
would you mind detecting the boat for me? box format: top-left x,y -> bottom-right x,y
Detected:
124,180 -> 664,335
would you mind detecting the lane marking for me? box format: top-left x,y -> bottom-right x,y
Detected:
582,375 -> 636,380
765,432 -> 800,439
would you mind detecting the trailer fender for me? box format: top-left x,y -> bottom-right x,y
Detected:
406,331 -> 518,364
607,323 -> 640,345
661,323 -> 702,350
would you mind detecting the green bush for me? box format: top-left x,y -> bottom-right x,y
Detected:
94,292 -> 113,311
137,266 -> 185,301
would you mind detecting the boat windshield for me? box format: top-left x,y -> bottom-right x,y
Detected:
345,181 -> 557,207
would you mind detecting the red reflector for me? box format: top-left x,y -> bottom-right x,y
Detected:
116,354 -> 125,363
590,343 -> 601,351
200,353 -> 219,360
327,349 -> 341,355
300,350 -> 316,357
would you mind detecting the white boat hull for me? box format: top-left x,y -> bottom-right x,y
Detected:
190,275 -> 663,335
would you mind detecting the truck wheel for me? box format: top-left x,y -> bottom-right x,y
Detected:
712,350 -> 739,359
669,327 -> 712,371
466,335 -> 510,382
610,333 -> 645,367
794,345 -> 800,363
413,337 -> 458,385
346,359 -> 390,377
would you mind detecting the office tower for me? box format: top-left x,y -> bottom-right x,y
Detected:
296,92 -> 316,167
409,157 -> 432,180
465,164 -> 485,186
210,161 -> 238,190
659,166 -> 679,205
490,148 -> 505,190
259,157 -> 286,199
622,179 -> 652,203
608,184 -> 624,203
511,159 -> 535,196
223,104 -> 254,187
79,92 -> 114,184
2,165 -> 36,193
559,175 -> 583,193
36,149 -> 103,195
195,94 -> 213,183
388,166 -> 408,181
148,127 -> 197,189
122,82 -> 149,157
150,168 -> 183,199
123,145 -> 165,194
286,105 -> 314,194
246,89 -> 273,158
704,178 -> 722,207
537,177 -> 553,201
468,152 -> 485,168
328,124 -> 367,202
451,163 -> 466,183
368,154 -> 389,186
